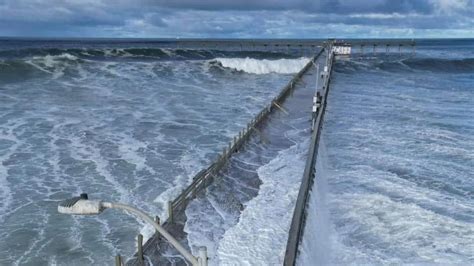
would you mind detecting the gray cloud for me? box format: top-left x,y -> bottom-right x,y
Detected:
0,0 -> 472,38
141,0 -> 435,14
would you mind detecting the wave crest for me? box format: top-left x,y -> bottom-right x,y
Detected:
210,57 -> 310,74
0,47 -> 292,61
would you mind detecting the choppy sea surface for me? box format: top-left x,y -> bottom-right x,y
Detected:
0,39 -> 312,265
300,39 -> 474,264
0,39 -> 473,265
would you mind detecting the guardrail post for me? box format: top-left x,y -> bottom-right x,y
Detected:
168,201 -> 173,223
198,246 -> 208,266
115,254 -> 122,266
155,216 -> 160,236
137,234 -> 144,265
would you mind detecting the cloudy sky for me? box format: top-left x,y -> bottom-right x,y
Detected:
0,0 -> 472,38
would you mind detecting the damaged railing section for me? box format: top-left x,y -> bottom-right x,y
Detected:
284,45 -> 335,266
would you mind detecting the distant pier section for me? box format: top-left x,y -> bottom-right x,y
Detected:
162,38 -> 415,54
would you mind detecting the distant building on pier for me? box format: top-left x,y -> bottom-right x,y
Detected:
332,41 -> 351,55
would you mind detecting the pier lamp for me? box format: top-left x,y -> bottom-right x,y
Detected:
58,194 -> 207,266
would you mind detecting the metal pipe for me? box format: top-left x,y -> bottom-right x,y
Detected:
103,202 -> 203,266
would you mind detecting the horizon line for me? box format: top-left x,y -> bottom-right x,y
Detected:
1,36 -> 473,41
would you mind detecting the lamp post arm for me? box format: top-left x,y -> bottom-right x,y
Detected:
102,202 -> 199,266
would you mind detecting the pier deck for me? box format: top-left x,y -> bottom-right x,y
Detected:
123,39 -> 414,265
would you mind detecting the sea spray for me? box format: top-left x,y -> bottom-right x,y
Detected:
216,139 -> 308,265
297,138 -> 332,266
318,51 -> 474,264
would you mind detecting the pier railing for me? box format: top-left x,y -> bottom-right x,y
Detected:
284,45 -> 335,265
283,39 -> 414,265
164,39 -> 415,53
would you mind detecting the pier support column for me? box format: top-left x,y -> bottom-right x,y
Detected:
168,201 -> 173,223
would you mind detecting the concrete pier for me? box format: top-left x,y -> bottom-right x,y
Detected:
123,39 -> 414,265
284,46 -> 335,266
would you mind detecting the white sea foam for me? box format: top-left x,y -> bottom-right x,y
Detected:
307,55 -> 474,264
142,146 -> 210,243
216,140 -> 307,265
25,53 -> 80,79
328,192 -> 474,264
0,49 -> 293,265
0,133 -> 17,223
161,48 -> 177,58
213,57 -> 310,74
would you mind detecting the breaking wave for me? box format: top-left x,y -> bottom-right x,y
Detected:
0,47 -> 292,61
210,57 -> 310,74
0,48 -> 301,83
0,53 -> 83,82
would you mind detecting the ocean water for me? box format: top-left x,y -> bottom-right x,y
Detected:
0,39 -> 312,265
1,38 -> 472,266
299,39 -> 474,264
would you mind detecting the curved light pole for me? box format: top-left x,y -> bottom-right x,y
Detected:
58,194 -> 207,266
